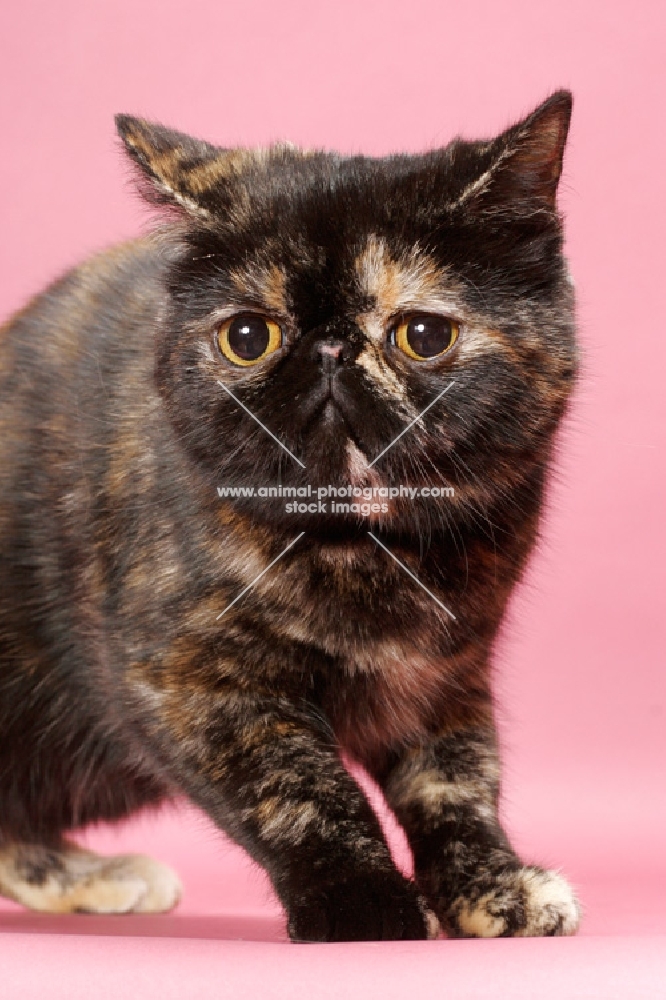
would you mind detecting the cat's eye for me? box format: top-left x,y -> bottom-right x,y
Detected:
217,313 -> 282,366
390,314 -> 459,361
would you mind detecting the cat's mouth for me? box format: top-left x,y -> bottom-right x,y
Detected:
306,520 -> 371,545
304,394 -> 367,458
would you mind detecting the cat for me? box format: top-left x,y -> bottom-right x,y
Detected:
0,91 -> 580,940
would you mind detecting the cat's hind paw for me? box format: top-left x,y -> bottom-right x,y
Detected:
448,867 -> 580,938
0,842 -> 182,915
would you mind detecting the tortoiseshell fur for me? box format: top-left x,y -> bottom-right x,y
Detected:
0,93 -> 580,939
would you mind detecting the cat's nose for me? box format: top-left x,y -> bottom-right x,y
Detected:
319,343 -> 343,359
315,339 -> 347,372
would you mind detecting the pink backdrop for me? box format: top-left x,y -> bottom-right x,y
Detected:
1,1 -> 664,996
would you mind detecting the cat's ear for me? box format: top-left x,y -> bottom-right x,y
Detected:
115,116 -> 239,219
459,91 -> 572,215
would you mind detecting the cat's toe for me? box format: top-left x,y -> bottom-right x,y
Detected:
287,871 -> 435,942
447,867 -> 580,938
516,868 -> 580,936
100,854 -> 183,914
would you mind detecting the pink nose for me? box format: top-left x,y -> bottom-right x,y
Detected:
319,344 -> 343,358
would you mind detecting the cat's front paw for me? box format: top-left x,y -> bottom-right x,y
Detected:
286,870 -> 439,942
445,866 -> 580,938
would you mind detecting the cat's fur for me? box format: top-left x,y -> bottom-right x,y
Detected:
0,92 -> 580,940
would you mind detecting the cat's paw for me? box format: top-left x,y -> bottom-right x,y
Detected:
94,853 -> 183,914
0,843 -> 182,915
446,866 -> 580,938
287,870 -> 439,942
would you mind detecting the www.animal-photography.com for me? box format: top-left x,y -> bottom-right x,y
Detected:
0,1 -> 663,997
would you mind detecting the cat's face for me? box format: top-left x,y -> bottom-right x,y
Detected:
118,93 -> 577,544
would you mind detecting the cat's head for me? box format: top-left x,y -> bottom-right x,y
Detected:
117,93 -> 576,544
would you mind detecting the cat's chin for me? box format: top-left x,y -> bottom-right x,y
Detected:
309,527 -> 379,570
304,520 -> 372,546
299,519 -> 422,550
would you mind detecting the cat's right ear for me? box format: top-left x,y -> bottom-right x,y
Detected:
115,116 -> 237,219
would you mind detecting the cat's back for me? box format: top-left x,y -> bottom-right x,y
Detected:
0,237 -> 167,489
0,236 -> 166,400
0,236 -> 171,643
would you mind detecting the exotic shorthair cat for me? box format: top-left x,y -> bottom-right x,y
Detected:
0,92 -> 580,940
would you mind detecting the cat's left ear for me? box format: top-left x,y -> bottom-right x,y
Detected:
115,116 -> 239,218
459,90 -> 572,214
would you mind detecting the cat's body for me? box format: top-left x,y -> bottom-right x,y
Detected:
0,93 -> 580,938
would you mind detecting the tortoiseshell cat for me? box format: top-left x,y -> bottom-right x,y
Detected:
0,92 -> 580,940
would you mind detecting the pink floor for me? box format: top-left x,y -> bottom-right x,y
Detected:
1,781 -> 664,1000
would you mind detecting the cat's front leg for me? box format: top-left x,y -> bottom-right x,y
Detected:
378,727 -> 580,938
155,686 -> 435,942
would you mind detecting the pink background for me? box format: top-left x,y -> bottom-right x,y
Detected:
1,0 -> 664,996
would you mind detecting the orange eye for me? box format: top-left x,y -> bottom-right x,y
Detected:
391,314 -> 459,360
218,314 -> 282,366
